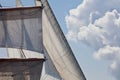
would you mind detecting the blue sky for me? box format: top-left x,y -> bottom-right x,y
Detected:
48,0 -> 116,80
0,0 -> 118,80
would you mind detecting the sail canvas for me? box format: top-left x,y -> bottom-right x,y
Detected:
0,7 -> 43,53
6,0 -> 86,80
0,2 -> 45,80
41,0 -> 86,80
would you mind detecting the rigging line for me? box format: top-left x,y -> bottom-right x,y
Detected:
19,49 -> 26,58
6,18 -> 26,58
19,9 -> 26,58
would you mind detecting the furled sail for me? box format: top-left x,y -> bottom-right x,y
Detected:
41,0 -> 86,80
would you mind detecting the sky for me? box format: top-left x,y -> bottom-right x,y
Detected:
0,0 -> 119,80
49,0 -> 117,80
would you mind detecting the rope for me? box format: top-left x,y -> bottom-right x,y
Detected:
19,49 -> 26,58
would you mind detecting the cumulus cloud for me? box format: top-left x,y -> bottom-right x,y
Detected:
94,46 -> 120,80
65,0 -> 120,79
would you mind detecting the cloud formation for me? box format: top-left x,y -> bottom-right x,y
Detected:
65,0 -> 120,79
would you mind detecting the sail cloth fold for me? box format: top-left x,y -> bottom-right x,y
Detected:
41,0 -> 86,80
0,7 -> 43,53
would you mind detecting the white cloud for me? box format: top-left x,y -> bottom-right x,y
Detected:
94,45 -> 120,80
65,0 -> 120,79
94,46 -> 120,60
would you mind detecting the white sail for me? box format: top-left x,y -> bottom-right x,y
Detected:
8,48 -> 61,80
7,48 -> 23,58
41,0 -> 86,80
0,6 -> 43,53
7,0 -> 24,58
4,1 -> 44,80
7,0 -> 86,80
41,48 -> 62,80
8,1 -> 61,80
22,49 -> 62,80
7,0 -> 44,58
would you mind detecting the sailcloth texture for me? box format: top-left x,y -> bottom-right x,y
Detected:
7,0 -> 86,80
0,7 -> 43,53
7,0 -> 61,79
8,48 -> 62,80
41,0 -> 86,80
